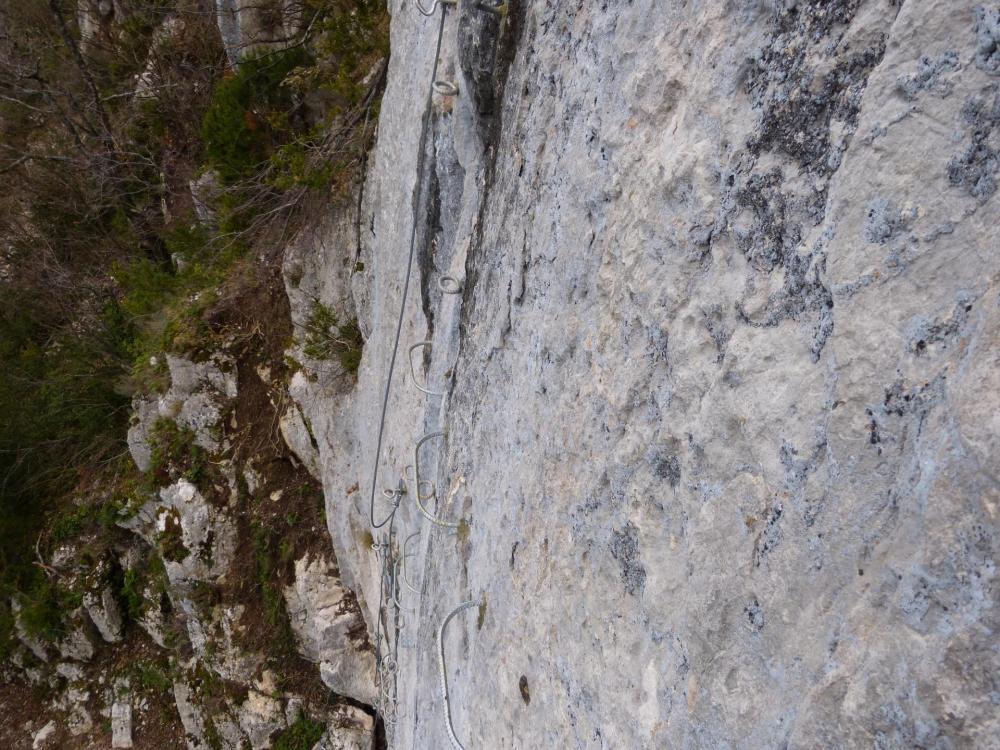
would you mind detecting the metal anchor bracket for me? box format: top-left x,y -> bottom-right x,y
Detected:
475,0 -> 508,15
414,431 -> 461,528
439,600 -> 476,750
414,0 -> 456,16
433,80 -> 460,96
409,341 -> 446,396
439,275 -> 464,294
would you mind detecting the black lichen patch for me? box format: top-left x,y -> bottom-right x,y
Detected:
735,243 -> 834,362
610,522 -> 646,596
650,448 -> 681,488
895,50 -> 960,100
727,1 -> 898,363
457,0 -> 516,145
734,170 -> 803,273
947,85 -> 1000,202
865,376 -> 946,456
746,2 -> 887,177
752,505 -> 784,567
905,295 -> 975,355
518,674 -> 530,705
975,5 -> 1000,75
744,596 -> 765,632
863,197 -> 901,244
702,304 -> 734,363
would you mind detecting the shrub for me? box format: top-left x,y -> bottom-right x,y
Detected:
16,577 -> 70,643
273,715 -> 326,750
147,418 -> 207,485
121,567 -> 145,621
201,48 -> 312,184
301,301 -> 363,374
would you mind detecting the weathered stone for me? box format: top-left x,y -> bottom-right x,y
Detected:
31,720 -> 56,749
55,662 -> 84,682
285,0 -> 1000,747
279,401 -> 322,480
215,0 -> 306,67
10,599 -> 48,662
283,556 -> 375,705
62,687 -> 93,736
111,700 -> 133,748
173,679 -> 209,750
127,354 -> 237,471
311,705 -> 374,750
236,693 -> 285,750
83,587 -> 123,643
189,170 -> 222,227
137,585 -> 169,648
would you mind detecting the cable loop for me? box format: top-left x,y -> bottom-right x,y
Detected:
476,0 -> 508,14
439,600 -> 475,750
439,275 -> 464,294
409,341 -> 445,396
414,0 -> 456,16
402,531 -> 424,594
414,431 -> 461,528
433,80 -> 459,96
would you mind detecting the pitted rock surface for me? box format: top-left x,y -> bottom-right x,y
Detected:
286,0 -> 1000,747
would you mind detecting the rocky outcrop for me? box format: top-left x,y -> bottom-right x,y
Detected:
279,398 -> 322,480
11,600 -> 49,662
83,586 -> 123,643
128,354 -> 236,470
215,0 -> 307,66
110,699 -> 133,749
284,555 -> 376,704
309,706 -> 375,750
286,0 -> 1000,747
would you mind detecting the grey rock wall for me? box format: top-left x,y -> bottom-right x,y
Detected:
290,0 -> 1000,747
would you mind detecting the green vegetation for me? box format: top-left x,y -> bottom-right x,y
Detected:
273,715 -> 326,750
158,508 -> 190,563
14,577 -> 80,644
121,568 -> 145,621
0,0 -> 388,658
301,301 -> 364,374
252,522 -> 296,647
202,48 -> 312,184
134,660 -> 173,693
147,418 -> 207,486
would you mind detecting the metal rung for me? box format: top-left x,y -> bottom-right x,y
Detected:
439,275 -> 463,294
409,341 -> 445,396
433,80 -> 459,96
439,600 -> 475,750
414,431 -> 461,528
414,0 -> 456,16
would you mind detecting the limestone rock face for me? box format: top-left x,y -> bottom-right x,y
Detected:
83,587 -> 123,644
215,0 -> 306,66
286,0 -> 1000,747
128,354 -> 236,471
236,688 -> 286,750
57,623 -> 93,662
110,700 -> 132,749
309,705 -> 375,750
279,398 -> 322,480
157,479 -> 237,584
189,170 -> 222,227
283,556 -> 376,705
